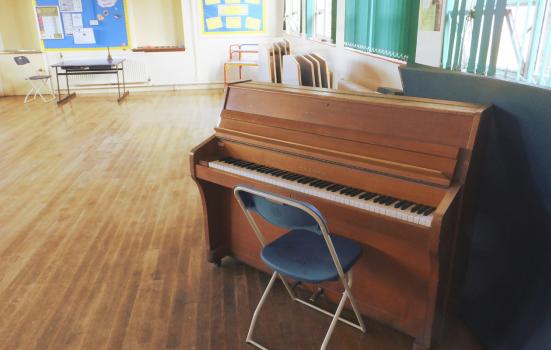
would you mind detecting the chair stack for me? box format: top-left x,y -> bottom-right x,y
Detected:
257,40 -> 332,89
257,39 -> 290,84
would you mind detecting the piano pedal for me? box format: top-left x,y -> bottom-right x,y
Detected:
309,287 -> 324,303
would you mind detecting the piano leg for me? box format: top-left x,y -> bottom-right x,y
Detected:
196,180 -> 232,266
208,250 -> 223,267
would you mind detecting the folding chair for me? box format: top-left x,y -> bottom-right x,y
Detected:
13,56 -> 55,103
234,186 -> 367,350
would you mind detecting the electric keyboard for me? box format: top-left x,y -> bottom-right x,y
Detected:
190,82 -> 490,350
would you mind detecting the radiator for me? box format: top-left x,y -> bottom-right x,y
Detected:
58,57 -> 150,87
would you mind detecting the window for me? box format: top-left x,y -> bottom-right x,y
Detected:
306,0 -> 337,43
344,0 -> 420,62
443,0 -> 551,88
284,0 -> 302,35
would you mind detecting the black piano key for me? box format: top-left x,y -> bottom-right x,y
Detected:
373,195 -> 386,203
400,202 -> 414,210
247,164 -> 262,170
348,189 -> 362,197
359,192 -> 373,199
326,184 -> 340,191
423,207 -> 436,216
415,205 -> 429,214
362,193 -> 377,200
340,187 -> 353,194
282,173 -> 296,179
303,178 -> 318,185
318,182 -> 333,189
330,185 -> 345,192
298,177 -> 312,183
309,180 -> 322,187
394,200 -> 405,208
385,198 -> 398,206
411,204 -> 423,213
271,170 -> 285,176
289,174 -> 303,180
257,167 -> 271,173
221,157 -> 234,163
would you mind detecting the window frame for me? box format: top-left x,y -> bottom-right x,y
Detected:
284,0 -> 303,36
306,0 -> 337,44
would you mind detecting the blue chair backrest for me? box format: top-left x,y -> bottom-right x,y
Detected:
14,56 -> 30,66
237,189 -> 324,234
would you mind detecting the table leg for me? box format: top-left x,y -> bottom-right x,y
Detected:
116,69 -> 121,99
117,63 -> 129,103
55,67 -> 61,101
56,69 -> 76,106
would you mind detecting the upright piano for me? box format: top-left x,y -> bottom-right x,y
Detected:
190,82 -> 491,349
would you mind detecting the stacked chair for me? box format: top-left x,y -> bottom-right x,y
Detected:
257,39 -> 332,88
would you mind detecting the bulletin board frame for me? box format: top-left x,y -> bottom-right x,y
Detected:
199,0 -> 267,35
34,0 -> 132,51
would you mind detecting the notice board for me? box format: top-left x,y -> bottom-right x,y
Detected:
200,0 -> 266,34
34,0 -> 130,50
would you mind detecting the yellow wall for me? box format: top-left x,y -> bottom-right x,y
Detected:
0,0 -> 40,50
127,0 -> 185,47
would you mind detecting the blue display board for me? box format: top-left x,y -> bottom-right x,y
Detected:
200,0 -> 266,34
35,0 -> 130,50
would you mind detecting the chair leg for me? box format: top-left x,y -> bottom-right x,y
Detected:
341,271 -> 367,333
246,271 -> 278,350
320,292 -> 349,350
24,86 -> 36,104
38,80 -> 55,102
276,272 -> 296,300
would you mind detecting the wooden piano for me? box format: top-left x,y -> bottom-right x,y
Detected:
190,82 -> 491,349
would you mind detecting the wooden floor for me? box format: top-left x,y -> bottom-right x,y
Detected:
0,91 -> 482,350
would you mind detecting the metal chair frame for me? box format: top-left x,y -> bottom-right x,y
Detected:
13,56 -> 55,104
234,186 -> 367,350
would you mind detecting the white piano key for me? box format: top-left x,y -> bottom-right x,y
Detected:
208,160 -> 434,227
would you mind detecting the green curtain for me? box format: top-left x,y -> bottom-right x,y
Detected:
344,0 -> 420,62
442,0 -> 508,76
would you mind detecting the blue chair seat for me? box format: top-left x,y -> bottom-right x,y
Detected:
261,229 -> 362,283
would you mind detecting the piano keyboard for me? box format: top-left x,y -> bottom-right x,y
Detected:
209,157 -> 436,227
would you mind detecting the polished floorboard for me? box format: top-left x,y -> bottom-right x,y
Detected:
0,91 -> 482,350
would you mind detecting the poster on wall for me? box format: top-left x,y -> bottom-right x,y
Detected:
200,0 -> 266,34
59,0 -> 82,12
36,0 -> 129,50
35,6 -> 64,40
